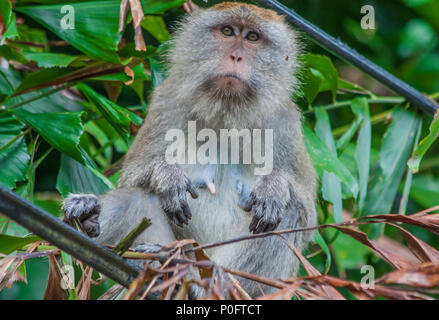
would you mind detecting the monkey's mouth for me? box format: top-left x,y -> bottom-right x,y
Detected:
201,73 -> 255,104
219,73 -> 242,81
214,73 -> 246,91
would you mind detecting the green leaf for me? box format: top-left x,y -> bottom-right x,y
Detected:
56,153 -> 112,198
302,53 -> 338,104
77,83 -> 143,141
12,67 -> 77,95
408,112 -> 439,173
0,111 -> 30,189
314,107 -> 343,222
0,234 -> 41,255
16,0 -> 186,62
0,1 -> 18,43
0,1 -> 13,27
0,45 -> 27,65
304,125 -> 359,198
16,1 -> 120,62
352,98 -> 371,212
410,174 -> 439,209
142,15 -> 170,43
313,231 -> 332,273
13,109 -> 85,164
22,52 -> 77,68
363,107 -> 421,215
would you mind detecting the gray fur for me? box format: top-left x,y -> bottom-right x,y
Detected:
62,2 -> 317,298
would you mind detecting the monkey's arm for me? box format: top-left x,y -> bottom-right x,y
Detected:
118,85 -> 199,226
242,106 -> 317,234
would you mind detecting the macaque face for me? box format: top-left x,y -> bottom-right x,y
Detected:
170,3 -> 298,106
210,22 -> 266,95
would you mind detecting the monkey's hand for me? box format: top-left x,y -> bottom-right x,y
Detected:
149,163 -> 199,227
241,172 -> 291,234
62,193 -> 101,237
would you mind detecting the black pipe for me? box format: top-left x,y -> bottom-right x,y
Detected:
255,0 -> 439,115
0,185 -> 140,288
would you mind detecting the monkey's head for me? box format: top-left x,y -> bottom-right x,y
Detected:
169,2 -> 300,113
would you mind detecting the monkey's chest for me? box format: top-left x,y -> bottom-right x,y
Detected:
176,164 -> 256,243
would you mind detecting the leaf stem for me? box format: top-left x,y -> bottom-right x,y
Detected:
5,83 -> 73,110
332,109 -> 392,137
0,127 -> 31,153
304,96 -> 405,116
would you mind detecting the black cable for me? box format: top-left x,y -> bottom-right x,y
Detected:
255,0 -> 439,115
0,185 -> 140,288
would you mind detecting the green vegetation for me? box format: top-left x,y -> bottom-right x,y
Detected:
0,0 -> 438,299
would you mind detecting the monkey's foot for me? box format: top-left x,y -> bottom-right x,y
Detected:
62,193 -> 101,237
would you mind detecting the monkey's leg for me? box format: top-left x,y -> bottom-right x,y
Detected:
62,188 -> 176,249
200,207 -> 307,299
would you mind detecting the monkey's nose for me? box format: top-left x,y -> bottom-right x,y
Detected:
230,55 -> 243,63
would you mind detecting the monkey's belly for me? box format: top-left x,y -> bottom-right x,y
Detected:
175,164 -> 256,245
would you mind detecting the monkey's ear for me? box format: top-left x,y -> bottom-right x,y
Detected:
183,0 -> 199,15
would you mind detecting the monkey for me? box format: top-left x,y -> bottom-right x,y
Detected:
62,2 -> 317,298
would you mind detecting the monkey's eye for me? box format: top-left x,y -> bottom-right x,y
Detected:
246,32 -> 260,42
221,26 -> 234,37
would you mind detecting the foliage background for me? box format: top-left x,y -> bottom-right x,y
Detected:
0,0 -> 438,299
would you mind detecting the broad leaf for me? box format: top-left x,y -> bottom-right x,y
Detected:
302,53 -> 339,104
363,107 -> 421,215
315,107 -> 343,222
408,112 -> 439,173
0,112 -> 30,189
56,153 -> 112,198
22,52 -> 77,68
352,98 -> 371,212
0,234 -> 41,255
304,125 -> 359,198
16,0 -> 186,62
77,83 -> 142,141
13,109 -> 85,164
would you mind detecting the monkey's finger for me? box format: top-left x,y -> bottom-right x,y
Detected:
81,214 -> 100,238
186,181 -> 199,199
250,217 -> 265,234
174,208 -> 187,226
256,218 -> 268,234
249,213 -> 262,233
181,200 -> 192,220
207,182 -> 216,195
243,193 -> 256,212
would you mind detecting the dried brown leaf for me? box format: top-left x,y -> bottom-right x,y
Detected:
333,226 -> 415,269
129,0 -> 146,51
279,236 -> 345,300
389,223 -> 439,263
118,0 -> 129,33
98,284 -> 124,300
43,255 -> 68,300
377,263 -> 439,289
257,281 -> 301,300
121,265 -> 156,300
361,212 -> 439,235
310,275 -> 433,300
77,266 -> 94,300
